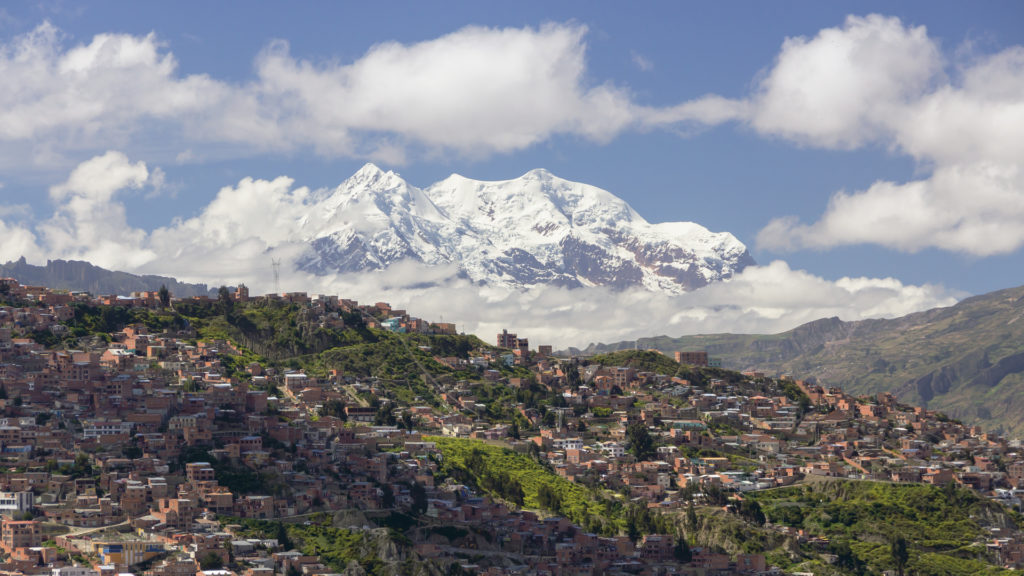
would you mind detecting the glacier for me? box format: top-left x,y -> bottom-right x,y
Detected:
294,164 -> 755,294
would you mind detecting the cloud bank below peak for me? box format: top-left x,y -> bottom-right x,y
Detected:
0,152 -> 963,348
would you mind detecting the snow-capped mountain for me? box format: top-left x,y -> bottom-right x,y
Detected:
295,164 -> 755,293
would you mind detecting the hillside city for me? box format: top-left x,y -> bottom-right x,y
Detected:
0,277 -> 1021,576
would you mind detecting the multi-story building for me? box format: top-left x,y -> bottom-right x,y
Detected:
0,491 -> 33,515
497,329 -> 518,349
1,520 -> 41,552
674,351 -> 708,366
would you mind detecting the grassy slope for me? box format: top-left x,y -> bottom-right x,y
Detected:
44,300 -> 497,407
750,479 -> 1017,576
431,437 -> 624,535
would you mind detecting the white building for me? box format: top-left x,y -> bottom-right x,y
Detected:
0,491 -> 32,514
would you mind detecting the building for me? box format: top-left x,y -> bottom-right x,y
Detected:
0,491 -> 33,515
93,540 -> 164,567
82,420 -> 133,438
1,520 -> 41,552
675,351 -> 708,367
497,329 -> 518,349
186,463 -> 217,485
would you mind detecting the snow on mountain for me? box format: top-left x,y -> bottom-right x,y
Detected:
295,164 -> 755,293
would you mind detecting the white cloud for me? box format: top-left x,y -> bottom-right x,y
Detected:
0,23 -> 224,150
0,152 -> 959,347
278,260 -> 959,349
0,203 -> 28,218
749,14 -> 942,149
631,50 -> 653,72
759,162 -> 1024,255
0,153 -> 960,349
0,219 -> 41,263
0,21 -> 732,167
690,14 -> 1024,256
240,24 -> 641,156
31,151 -> 156,269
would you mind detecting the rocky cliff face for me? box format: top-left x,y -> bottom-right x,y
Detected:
0,257 -> 215,297
295,164 -> 754,293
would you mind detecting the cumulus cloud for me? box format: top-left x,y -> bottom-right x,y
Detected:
243,24 -> 641,156
29,151 -> 157,269
749,14 -> 943,149
7,15 -> 1017,261
269,260 -> 960,349
759,162 -> 1024,255
0,219 -> 41,263
0,153 -> 962,348
0,20 -> 733,167
724,15 -> 1024,256
0,23 -> 224,155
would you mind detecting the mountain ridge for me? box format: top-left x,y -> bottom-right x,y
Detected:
0,257 -> 216,298
570,284 -> 1024,435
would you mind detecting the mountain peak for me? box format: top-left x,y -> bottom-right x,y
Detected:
297,165 -> 755,293
522,167 -> 554,180
351,162 -> 393,182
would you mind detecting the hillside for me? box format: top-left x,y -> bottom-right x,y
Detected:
0,257 -> 215,297
40,297 -> 501,409
431,437 -> 628,535
749,479 -> 1017,576
574,284 -> 1024,436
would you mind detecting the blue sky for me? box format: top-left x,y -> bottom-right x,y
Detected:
0,1 -> 1022,345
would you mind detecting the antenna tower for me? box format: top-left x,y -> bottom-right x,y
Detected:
271,258 -> 281,295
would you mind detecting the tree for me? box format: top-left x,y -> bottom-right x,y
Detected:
739,499 -> 766,526
411,481 -> 428,516
276,522 -> 293,550
565,363 -> 583,390
537,484 -> 561,513
218,286 -> 233,315
673,537 -> 692,563
381,484 -> 395,508
158,284 -> 171,308
830,539 -> 862,573
686,501 -> 698,534
626,422 -> 655,460
199,552 -> 223,570
891,534 -> 908,576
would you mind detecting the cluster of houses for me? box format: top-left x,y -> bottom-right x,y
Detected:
0,278 -> 1022,574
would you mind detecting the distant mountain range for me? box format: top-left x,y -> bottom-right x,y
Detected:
0,257 -> 215,298
572,284 -> 1024,436
295,164 -> 754,292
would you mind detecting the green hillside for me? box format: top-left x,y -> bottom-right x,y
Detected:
749,479 -> 1018,576
431,437 -> 656,537
38,298 -> 495,408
